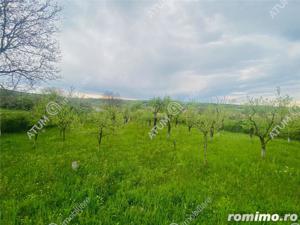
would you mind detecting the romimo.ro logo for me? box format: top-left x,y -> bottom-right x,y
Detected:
228,212 -> 298,222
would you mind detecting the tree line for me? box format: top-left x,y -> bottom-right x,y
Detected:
25,88 -> 299,164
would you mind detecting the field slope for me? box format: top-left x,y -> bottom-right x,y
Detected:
0,123 -> 299,225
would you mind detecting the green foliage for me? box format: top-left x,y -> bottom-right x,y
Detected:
149,97 -> 164,112
122,106 -> 131,124
184,107 -> 198,131
54,103 -> 76,141
245,91 -> 294,158
92,111 -> 114,134
0,109 -> 31,133
0,125 -> 299,224
91,107 -> 123,148
149,97 -> 164,126
246,89 -> 292,137
195,105 -> 224,135
131,109 -> 152,126
70,100 -> 93,124
0,89 -> 36,110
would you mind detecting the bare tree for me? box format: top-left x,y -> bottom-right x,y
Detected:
0,0 -> 61,90
103,91 -> 122,108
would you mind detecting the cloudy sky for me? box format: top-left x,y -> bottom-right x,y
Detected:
52,0 -> 300,102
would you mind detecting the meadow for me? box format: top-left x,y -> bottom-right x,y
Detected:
1,0 -> 300,224
1,122 -> 299,225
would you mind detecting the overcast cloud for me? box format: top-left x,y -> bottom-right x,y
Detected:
51,0 -> 300,102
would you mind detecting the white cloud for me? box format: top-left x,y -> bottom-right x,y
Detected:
51,0 -> 300,101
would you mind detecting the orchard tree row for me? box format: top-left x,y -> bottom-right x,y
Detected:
29,88 -> 299,164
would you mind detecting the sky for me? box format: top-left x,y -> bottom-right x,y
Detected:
51,0 -> 300,103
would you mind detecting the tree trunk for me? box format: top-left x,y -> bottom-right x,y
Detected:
203,133 -> 208,165
188,126 -> 191,132
154,115 -> 157,126
210,127 -> 214,141
124,117 -> 128,124
33,133 -> 38,148
260,137 -> 266,158
98,128 -> 103,149
167,121 -> 171,139
173,139 -> 176,150
249,127 -> 254,139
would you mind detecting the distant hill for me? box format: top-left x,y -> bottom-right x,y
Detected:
0,89 -> 143,110
0,88 -> 245,112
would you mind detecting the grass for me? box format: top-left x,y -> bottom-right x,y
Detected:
0,122 -> 299,225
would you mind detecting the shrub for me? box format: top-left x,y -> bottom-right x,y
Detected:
0,110 -> 31,133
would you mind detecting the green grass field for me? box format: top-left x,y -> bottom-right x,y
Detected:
0,123 -> 299,225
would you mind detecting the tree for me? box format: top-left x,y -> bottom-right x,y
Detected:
28,97 -> 48,147
51,89 -> 75,142
195,105 -> 223,165
55,103 -> 74,141
0,0 -> 61,89
162,97 -> 173,138
149,97 -> 163,126
246,88 -> 292,158
122,106 -> 131,124
94,91 -> 123,148
92,111 -> 112,149
184,107 -> 197,132
27,89 -> 59,147
92,108 -> 122,149
161,97 -> 183,138
209,104 -> 224,140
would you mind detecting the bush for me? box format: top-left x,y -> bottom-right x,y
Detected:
223,119 -> 248,134
0,110 -> 31,133
0,89 -> 36,110
279,118 -> 300,141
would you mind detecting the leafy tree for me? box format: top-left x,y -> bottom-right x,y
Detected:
122,106 -> 131,124
47,88 -> 76,142
184,107 -> 197,132
161,97 -> 183,138
93,109 -> 122,149
149,97 -> 164,126
28,91 -> 59,146
195,105 -> 223,165
209,104 -> 224,140
246,88 -> 292,158
55,102 -> 74,141
92,111 -> 112,149
162,97 -> 173,138
28,98 -> 48,147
